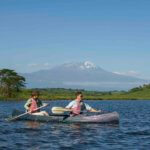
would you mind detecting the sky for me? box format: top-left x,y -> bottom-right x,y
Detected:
0,0 -> 150,79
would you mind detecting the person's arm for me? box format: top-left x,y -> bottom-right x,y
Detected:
65,101 -> 74,109
24,99 -> 32,111
90,108 -> 101,112
38,99 -> 43,107
85,103 -> 101,112
36,99 -> 48,109
42,102 -> 48,106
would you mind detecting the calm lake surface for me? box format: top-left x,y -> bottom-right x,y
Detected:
0,100 -> 150,150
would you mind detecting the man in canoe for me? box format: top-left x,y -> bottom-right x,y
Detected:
65,91 -> 101,115
24,91 -> 49,116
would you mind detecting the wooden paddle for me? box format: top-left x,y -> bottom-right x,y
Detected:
51,107 -> 72,114
7,103 -> 49,121
51,107 -> 103,114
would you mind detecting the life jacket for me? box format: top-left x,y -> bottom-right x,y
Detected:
29,98 -> 38,113
72,101 -> 81,115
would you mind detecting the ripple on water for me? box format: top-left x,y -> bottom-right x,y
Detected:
125,130 -> 150,136
0,100 -> 150,150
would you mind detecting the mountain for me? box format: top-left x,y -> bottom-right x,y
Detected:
23,61 -> 149,91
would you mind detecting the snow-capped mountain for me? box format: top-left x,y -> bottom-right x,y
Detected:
59,61 -> 97,70
23,61 -> 148,91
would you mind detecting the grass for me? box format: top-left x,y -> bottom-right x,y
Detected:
1,84 -> 150,101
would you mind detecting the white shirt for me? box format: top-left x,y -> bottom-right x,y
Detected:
65,100 -> 92,111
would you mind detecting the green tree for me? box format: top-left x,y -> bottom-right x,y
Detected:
0,69 -> 25,97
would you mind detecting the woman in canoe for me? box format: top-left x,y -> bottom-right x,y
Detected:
65,91 -> 101,115
24,91 -> 49,116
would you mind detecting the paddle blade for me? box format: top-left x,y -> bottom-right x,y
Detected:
51,107 -> 71,114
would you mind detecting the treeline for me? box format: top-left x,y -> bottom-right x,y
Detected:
129,84 -> 150,92
17,88 -> 117,100
0,69 -> 150,100
17,84 -> 150,100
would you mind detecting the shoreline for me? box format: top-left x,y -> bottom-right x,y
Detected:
1,98 -> 150,101
1,86 -> 150,101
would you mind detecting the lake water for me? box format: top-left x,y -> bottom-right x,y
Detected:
0,100 -> 150,150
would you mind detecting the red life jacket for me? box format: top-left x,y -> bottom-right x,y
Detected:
29,98 -> 38,113
72,101 -> 81,115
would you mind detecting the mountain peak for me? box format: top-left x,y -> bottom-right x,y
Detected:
24,61 -> 148,90
62,61 -> 97,70
80,61 -> 96,69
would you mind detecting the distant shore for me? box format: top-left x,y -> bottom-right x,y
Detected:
0,86 -> 150,101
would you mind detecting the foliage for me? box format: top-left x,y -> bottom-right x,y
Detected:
0,69 -> 25,97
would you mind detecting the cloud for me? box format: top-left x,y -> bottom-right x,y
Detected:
113,70 -> 141,77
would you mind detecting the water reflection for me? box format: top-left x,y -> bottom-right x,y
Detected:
25,121 -> 41,129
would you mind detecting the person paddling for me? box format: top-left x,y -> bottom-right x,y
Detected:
24,91 -> 49,116
65,91 -> 101,116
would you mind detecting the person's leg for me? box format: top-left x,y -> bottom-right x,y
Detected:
31,112 -> 42,115
31,111 -> 49,116
41,111 -> 49,116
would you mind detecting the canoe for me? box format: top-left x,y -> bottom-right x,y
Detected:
10,109 -> 119,124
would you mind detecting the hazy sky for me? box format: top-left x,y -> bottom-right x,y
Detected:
0,0 -> 150,79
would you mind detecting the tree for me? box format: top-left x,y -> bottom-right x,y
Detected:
0,69 -> 25,97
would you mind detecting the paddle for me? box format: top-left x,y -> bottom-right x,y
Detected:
51,107 -> 103,114
7,103 -> 49,121
51,107 -> 72,114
